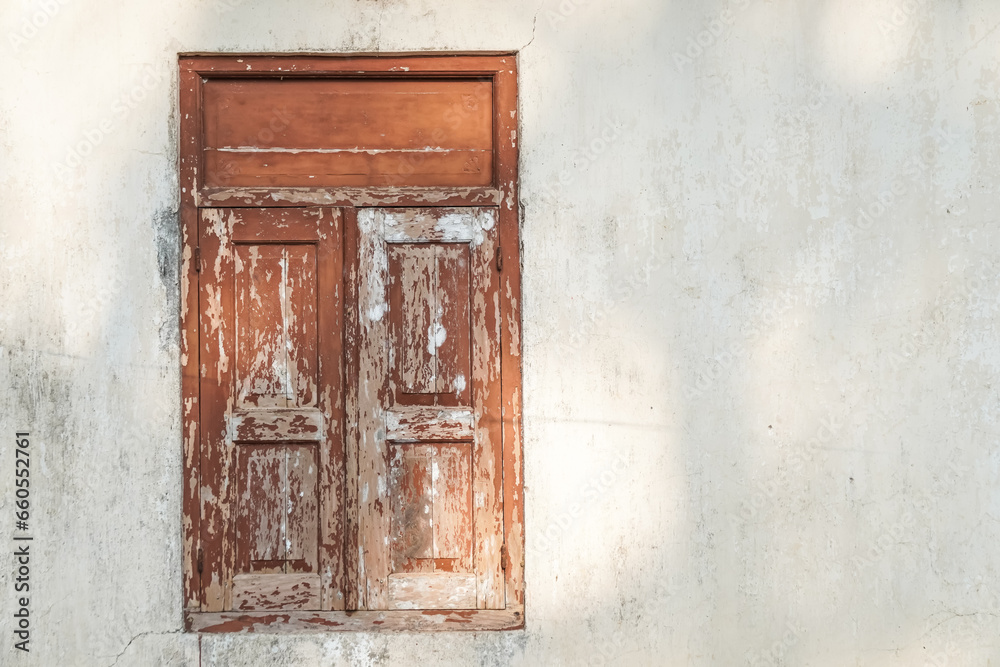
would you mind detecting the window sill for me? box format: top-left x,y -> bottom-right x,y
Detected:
186,607 -> 525,633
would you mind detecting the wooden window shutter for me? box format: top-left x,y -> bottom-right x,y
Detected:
181,54 -> 523,632
198,207 -> 345,612
347,208 -> 504,610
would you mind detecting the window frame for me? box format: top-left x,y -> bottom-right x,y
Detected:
179,52 -> 524,633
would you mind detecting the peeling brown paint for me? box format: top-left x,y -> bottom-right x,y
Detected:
232,573 -> 321,611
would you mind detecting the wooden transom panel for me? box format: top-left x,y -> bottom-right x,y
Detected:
203,78 -> 494,188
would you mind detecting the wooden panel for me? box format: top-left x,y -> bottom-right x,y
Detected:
385,407 -> 474,441
187,606 -> 526,633
468,209 -> 505,610
204,79 -> 492,152
205,150 -> 491,188
236,244 -> 287,407
432,444 -> 472,562
200,186 -> 503,209
387,443 -> 470,571
238,448 -> 284,563
352,208 -> 502,611
230,209 -> 325,242
199,208 -> 237,612
203,78 -> 493,188
232,573 -> 321,611
285,447 -> 318,563
387,573 -> 476,610
236,445 -> 318,571
389,445 -> 434,567
387,242 -> 472,406
286,246 -> 319,406
384,208 -> 478,243
231,408 -> 323,442
199,207 -> 343,614
435,245 -> 471,400
234,244 -> 317,409
388,245 -> 437,394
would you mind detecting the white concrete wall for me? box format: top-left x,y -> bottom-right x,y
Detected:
2,0 -> 1000,664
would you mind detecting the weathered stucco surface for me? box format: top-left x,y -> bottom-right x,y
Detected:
3,0 -> 1000,664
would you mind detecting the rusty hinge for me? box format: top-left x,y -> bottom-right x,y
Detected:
197,547 -> 204,574
194,246 -> 201,272
495,247 -> 503,273
501,544 -> 507,571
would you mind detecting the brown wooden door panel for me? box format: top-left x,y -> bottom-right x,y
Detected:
238,446 -> 285,565
387,243 -> 472,405
234,243 -> 318,408
199,207 -> 344,612
236,445 -> 318,572
388,244 -> 437,395
435,245 -> 473,400
350,207 -> 504,611
389,442 -> 473,570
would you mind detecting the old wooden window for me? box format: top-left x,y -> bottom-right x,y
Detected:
179,54 -> 523,632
